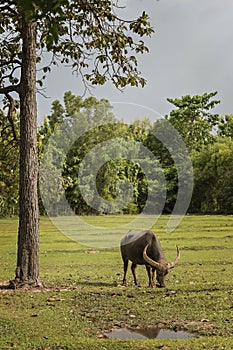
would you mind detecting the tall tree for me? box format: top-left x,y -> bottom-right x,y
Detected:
0,0 -> 153,287
167,92 -> 220,152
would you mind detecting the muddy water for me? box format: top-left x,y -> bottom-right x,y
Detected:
105,327 -> 196,340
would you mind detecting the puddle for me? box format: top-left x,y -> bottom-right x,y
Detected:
105,327 -> 196,340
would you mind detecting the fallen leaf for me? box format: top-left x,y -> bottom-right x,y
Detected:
47,297 -> 65,302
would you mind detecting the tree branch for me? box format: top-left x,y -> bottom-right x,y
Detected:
0,84 -> 20,95
5,93 -> 19,142
0,59 -> 21,67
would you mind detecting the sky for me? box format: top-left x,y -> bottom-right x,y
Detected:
37,0 -> 233,124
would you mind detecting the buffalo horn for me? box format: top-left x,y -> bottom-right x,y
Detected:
143,244 -> 162,269
167,245 -> 180,269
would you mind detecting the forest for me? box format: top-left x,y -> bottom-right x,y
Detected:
1,90 -> 233,218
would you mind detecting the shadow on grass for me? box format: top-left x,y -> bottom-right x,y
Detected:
0,280 -> 15,290
77,280 -> 117,287
0,279 -> 119,292
0,284 -> 12,290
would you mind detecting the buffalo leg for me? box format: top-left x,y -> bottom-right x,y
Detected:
122,259 -> 128,286
151,268 -> 156,286
131,262 -> 140,286
146,265 -> 155,287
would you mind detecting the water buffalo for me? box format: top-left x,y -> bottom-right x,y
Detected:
120,230 -> 180,288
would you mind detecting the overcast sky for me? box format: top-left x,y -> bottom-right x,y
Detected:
37,0 -> 233,124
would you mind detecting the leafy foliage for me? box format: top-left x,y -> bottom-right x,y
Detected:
218,114 -> 233,139
167,92 -> 220,152
0,0 -> 154,95
144,121 -> 178,213
39,93 -> 162,216
190,138 -> 233,214
0,109 -> 19,217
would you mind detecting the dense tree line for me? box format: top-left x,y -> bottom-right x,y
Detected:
1,91 -> 233,217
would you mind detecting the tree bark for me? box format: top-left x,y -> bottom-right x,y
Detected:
14,15 -> 42,287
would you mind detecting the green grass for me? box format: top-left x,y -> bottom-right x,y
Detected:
0,215 -> 233,349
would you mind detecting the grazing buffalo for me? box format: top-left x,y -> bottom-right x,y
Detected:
120,230 -> 180,287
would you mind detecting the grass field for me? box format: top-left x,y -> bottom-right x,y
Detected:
0,215 -> 233,349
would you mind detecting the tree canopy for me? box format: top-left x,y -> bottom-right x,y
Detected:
0,0 -> 154,98
167,92 -> 220,152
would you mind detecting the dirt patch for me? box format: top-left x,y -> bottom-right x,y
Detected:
182,320 -> 220,335
161,319 -> 220,336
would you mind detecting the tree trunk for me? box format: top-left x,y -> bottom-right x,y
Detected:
13,16 -> 42,287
